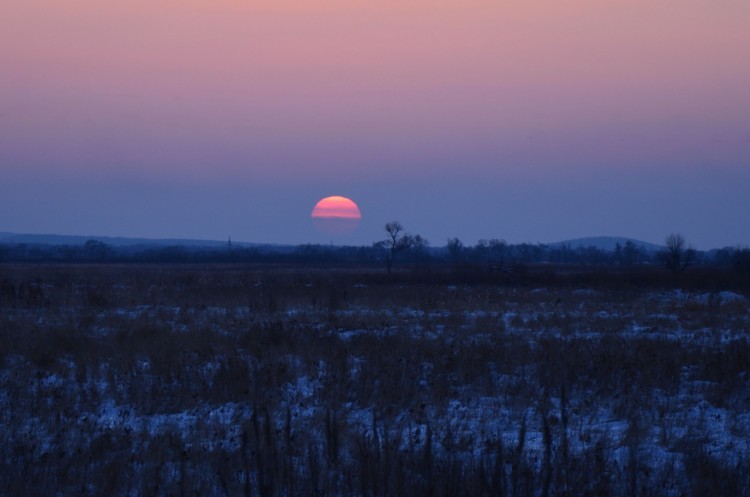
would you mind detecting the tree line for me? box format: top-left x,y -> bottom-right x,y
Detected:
1,226 -> 749,276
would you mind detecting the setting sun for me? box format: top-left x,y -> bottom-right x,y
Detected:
311,196 -> 362,235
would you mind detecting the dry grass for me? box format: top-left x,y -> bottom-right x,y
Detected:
1,264 -> 749,496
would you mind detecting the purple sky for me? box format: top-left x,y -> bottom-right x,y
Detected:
2,0 -> 749,249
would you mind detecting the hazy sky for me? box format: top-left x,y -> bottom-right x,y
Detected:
2,0 -> 749,249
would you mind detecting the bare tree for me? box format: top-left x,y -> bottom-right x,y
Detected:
446,237 -> 464,264
84,239 -> 113,260
475,238 -> 507,267
410,234 -> 430,263
622,240 -> 642,267
375,221 -> 415,273
488,238 -> 507,262
661,233 -> 695,275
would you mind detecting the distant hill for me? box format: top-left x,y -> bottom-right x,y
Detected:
549,236 -> 663,253
0,231 -> 670,254
0,232 -> 260,249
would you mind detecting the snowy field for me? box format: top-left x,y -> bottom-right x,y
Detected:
1,264 -> 749,496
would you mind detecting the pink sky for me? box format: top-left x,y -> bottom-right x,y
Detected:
1,1 -> 749,247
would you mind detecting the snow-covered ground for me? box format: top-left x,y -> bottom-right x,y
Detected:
1,268 -> 748,495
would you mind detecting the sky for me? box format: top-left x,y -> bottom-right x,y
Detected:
1,0 -> 749,249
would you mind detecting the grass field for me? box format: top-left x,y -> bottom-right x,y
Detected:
1,264 -> 749,496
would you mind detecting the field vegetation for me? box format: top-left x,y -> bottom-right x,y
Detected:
1,263 -> 749,496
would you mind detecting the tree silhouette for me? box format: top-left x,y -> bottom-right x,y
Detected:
447,237 -> 464,264
375,221 -> 415,274
661,233 -> 695,275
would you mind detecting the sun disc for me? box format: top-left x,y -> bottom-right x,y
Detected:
311,196 -> 362,235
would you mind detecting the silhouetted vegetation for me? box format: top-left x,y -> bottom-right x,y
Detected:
374,221 -> 428,273
2,234 -> 748,279
660,233 -> 697,275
